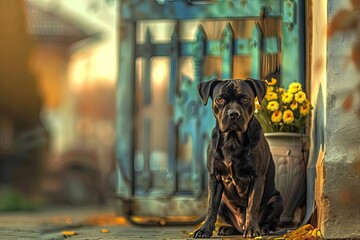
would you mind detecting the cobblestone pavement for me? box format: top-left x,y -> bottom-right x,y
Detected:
0,204 -> 201,240
42,225 -> 196,240
0,225 -> 197,240
0,204 -> 290,239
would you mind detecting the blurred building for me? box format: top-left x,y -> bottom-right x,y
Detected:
0,0 -> 47,200
28,0 -> 118,204
0,0 -> 118,205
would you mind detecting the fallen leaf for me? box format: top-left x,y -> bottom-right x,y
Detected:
85,215 -> 127,226
101,228 -> 110,233
284,224 -> 314,238
62,231 -> 77,236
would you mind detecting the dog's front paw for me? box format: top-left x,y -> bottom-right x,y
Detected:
243,225 -> 261,238
192,227 -> 213,238
260,224 -> 270,235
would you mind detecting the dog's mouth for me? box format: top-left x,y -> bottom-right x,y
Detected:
222,119 -> 246,133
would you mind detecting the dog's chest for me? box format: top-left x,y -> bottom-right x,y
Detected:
215,150 -> 255,198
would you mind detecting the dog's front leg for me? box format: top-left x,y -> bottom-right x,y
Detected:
244,176 -> 265,238
193,174 -> 223,238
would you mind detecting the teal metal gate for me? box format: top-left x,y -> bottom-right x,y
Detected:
116,0 -> 305,225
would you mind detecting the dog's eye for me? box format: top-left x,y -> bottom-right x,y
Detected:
242,98 -> 250,103
216,97 -> 225,104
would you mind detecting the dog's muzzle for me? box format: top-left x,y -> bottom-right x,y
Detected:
227,109 -> 241,119
222,108 -> 244,132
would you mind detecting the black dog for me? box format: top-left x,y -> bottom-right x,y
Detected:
193,78 -> 283,238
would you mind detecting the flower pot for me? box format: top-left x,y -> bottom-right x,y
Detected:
265,132 -> 308,225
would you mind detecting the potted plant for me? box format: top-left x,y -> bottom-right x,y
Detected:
255,77 -> 313,226
256,77 -> 312,133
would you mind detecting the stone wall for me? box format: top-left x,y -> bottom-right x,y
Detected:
312,0 -> 360,238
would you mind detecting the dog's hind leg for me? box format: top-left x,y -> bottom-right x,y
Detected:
217,202 -> 244,236
259,193 -> 283,235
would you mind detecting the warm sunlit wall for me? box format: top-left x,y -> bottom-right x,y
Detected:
31,45 -> 68,110
31,41 -> 118,154
312,0 -> 360,237
29,0 -> 118,154
69,34 -> 117,92
308,0 -> 327,233
25,0 -> 118,202
30,43 -> 73,153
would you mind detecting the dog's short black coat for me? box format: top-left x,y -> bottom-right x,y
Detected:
193,78 -> 283,238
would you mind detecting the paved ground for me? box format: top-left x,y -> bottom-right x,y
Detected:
0,203 -> 301,239
0,204 -> 203,239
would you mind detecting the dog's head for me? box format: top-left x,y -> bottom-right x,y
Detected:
198,78 -> 267,133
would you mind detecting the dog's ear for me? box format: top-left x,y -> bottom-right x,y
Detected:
245,78 -> 267,104
197,79 -> 222,106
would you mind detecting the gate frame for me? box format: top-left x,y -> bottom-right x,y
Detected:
116,0 -> 305,225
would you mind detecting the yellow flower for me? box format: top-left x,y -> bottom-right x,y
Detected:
288,82 -> 302,93
267,86 -> 274,92
282,92 -> 294,104
277,87 -> 285,94
267,101 -> 280,111
266,77 -> 277,86
265,92 -> 278,101
300,102 -> 311,116
295,91 -> 307,104
271,110 -> 282,123
254,97 -> 262,109
283,110 -> 295,124
290,101 -> 298,110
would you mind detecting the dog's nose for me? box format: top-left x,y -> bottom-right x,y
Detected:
227,109 -> 240,119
